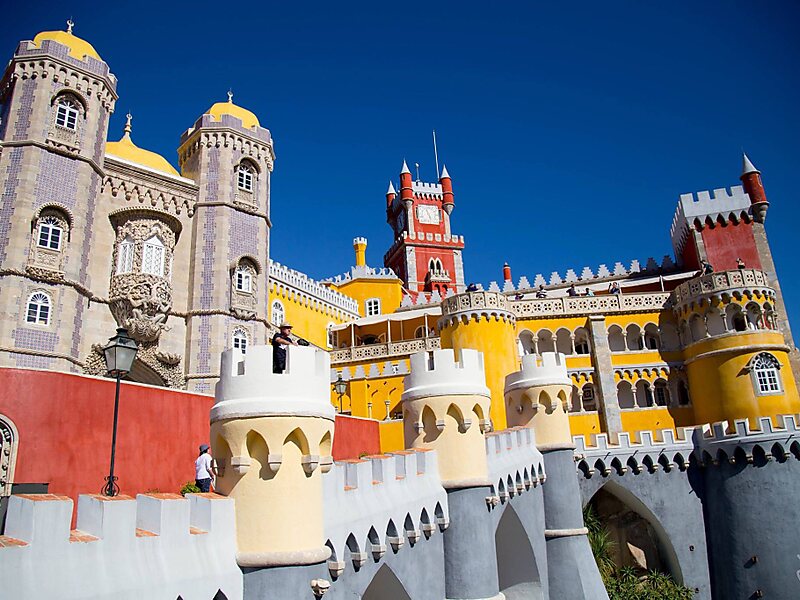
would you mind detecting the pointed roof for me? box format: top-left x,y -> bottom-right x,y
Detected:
386,181 -> 396,195
440,164 -> 451,179
400,160 -> 411,174
742,153 -> 760,176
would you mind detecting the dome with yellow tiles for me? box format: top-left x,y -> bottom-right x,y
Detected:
33,21 -> 101,61
105,115 -> 179,177
206,93 -> 260,130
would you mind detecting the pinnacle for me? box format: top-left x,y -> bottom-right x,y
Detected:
742,152 -> 760,176
387,181 -> 396,195
400,160 -> 411,175
440,164 -> 451,179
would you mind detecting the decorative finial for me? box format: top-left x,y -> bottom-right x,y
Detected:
66,19 -> 74,34
122,112 -> 132,139
227,89 -> 234,103
415,162 -> 420,181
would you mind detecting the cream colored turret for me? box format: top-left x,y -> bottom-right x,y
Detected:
402,348 -> 491,488
504,352 -> 573,448
210,345 -> 335,567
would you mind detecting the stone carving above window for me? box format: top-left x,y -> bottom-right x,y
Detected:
109,211 -> 179,342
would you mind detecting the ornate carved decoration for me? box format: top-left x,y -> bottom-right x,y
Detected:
230,261 -> 258,319
84,342 -> 185,389
27,208 -> 70,276
0,415 -> 19,497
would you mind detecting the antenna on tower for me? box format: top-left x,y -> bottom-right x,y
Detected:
415,162 -> 420,181
433,130 -> 440,179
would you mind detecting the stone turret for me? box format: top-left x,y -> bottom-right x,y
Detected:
402,348 -> 491,487
210,345 -> 335,568
505,353 -> 609,600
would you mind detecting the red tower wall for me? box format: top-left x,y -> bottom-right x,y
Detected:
700,222 -> 762,271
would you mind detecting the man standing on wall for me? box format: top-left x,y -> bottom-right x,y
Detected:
272,323 -> 298,373
195,444 -> 216,493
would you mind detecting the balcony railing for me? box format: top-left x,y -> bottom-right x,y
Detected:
512,292 -> 671,319
671,269 -> 771,309
330,336 -> 441,364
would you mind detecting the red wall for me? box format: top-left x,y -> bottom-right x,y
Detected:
701,221 -> 762,271
0,369 -> 380,513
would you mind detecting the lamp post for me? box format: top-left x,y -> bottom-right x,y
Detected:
333,375 -> 348,414
101,327 -> 138,497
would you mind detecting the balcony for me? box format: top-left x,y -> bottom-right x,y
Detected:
330,337 -> 441,365
512,292 -> 671,319
671,269 -> 773,314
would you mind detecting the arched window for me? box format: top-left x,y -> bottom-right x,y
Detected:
237,163 -> 255,192
365,298 -> 381,316
116,236 -> 134,274
415,326 -> 426,339
271,300 -> 285,325
643,324 -> 660,350
654,379 -> 670,406
37,215 -> 63,250
26,292 -> 51,325
751,353 -> 782,395
55,97 -> 80,131
232,328 -> 248,354
235,266 -> 252,293
142,236 -> 165,276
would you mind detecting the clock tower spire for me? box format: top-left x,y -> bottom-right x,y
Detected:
383,161 -> 466,295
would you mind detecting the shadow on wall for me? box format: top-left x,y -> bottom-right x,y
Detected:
495,504 -> 543,600
362,564 -> 412,600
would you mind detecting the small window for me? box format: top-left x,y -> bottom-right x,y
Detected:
26,292 -> 51,325
37,216 -> 62,250
271,300 -> 285,326
142,236 -> 165,276
238,164 -> 254,192
654,381 -> 669,407
365,298 -> 381,316
55,98 -> 79,131
235,268 -> 252,293
116,236 -> 134,274
581,384 -> 596,411
752,353 -> 782,395
232,329 -> 248,354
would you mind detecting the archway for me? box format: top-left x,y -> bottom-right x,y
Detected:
495,504 -> 542,599
362,564 -> 412,600
588,481 -> 683,584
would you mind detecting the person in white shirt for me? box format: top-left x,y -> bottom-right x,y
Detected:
195,444 -> 216,493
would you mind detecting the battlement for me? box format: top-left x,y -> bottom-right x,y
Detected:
412,181 -> 444,199
505,352 -> 571,393
180,112 -> 273,145
323,449 -> 447,573
0,492 -> 241,600
270,260 -> 360,316
324,265 -> 400,284
15,38 -> 115,81
212,345 -> 335,422
402,349 -> 490,402
485,427 -> 546,505
353,236 -> 367,246
670,185 -> 753,254
693,414 -> 800,465
439,290 -> 516,327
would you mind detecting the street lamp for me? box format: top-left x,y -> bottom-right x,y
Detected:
102,327 -> 138,496
333,375 -> 348,414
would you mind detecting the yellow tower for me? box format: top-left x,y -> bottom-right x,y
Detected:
673,269 -> 800,426
438,290 -> 518,430
353,236 -> 367,267
210,345 -> 335,567
504,352 -> 573,447
402,348 -> 492,487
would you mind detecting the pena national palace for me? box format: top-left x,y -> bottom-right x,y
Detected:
0,22 -> 799,600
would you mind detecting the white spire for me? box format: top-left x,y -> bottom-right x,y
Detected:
386,181 -> 396,195
440,164 -> 450,179
742,152 -> 760,175
400,160 -> 411,175
122,112 -> 132,140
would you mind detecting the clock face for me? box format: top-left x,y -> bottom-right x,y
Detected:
416,204 -> 440,225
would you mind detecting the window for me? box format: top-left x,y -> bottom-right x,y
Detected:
581,384 -> 596,411
654,380 -> 669,406
752,353 -> 782,395
232,329 -> 248,354
55,98 -> 79,130
37,216 -> 62,250
238,164 -> 254,192
116,236 -> 134,274
26,292 -> 51,325
327,323 -> 336,348
235,268 -> 252,293
142,236 -> 165,276
271,300 -> 285,326
365,298 -> 381,316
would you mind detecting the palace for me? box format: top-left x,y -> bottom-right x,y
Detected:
1,23 -> 800,600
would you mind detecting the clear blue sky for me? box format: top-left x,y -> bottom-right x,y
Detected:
4,2 -> 800,326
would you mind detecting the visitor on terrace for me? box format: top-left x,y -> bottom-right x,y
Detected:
272,323 -> 297,373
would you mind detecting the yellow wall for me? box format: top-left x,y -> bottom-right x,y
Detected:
379,420 -> 404,453
268,283 -> 352,348
329,278 -> 404,316
569,412 -> 603,438
684,330 -> 800,426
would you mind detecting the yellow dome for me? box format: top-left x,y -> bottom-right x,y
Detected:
206,95 -> 260,130
33,29 -> 101,61
106,116 -> 178,176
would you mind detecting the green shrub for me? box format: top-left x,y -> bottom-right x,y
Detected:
180,481 -> 201,496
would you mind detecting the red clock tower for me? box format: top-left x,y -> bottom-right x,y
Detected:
383,161 -> 466,294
